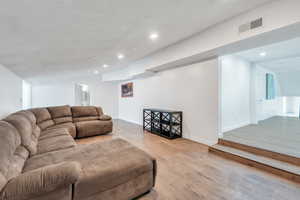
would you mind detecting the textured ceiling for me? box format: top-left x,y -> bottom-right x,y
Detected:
0,0 -> 273,79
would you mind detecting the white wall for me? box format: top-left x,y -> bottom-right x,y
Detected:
118,59 -> 219,145
221,56 -> 252,132
32,80 -> 119,118
269,71 -> 300,117
282,96 -> 300,117
22,80 -> 32,109
0,64 -> 23,118
32,83 -> 75,107
89,81 -> 119,118
277,72 -> 300,96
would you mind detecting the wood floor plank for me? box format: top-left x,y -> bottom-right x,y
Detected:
77,120 -> 300,200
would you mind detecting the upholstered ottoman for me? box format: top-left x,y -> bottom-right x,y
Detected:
23,139 -> 157,200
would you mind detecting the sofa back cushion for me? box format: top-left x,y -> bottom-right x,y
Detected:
16,110 -> 37,125
47,105 -> 72,124
71,106 -> 100,122
96,107 -> 104,116
4,114 -> 38,156
30,108 -> 55,130
0,121 -> 28,192
71,106 -> 98,117
16,110 -> 41,139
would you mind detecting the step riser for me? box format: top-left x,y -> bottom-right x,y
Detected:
209,147 -> 300,183
218,139 -> 300,166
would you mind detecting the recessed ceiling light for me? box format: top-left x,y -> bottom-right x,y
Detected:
117,54 -> 124,60
260,52 -> 267,57
93,70 -> 99,75
149,32 -> 159,40
103,64 -> 109,68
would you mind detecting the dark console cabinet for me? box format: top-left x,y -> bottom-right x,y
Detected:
143,108 -> 182,139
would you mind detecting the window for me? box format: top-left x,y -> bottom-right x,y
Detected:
266,73 -> 275,100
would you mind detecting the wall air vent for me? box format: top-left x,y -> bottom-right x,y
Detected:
239,17 -> 263,33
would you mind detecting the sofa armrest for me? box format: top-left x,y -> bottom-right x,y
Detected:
1,162 -> 81,200
99,115 -> 112,121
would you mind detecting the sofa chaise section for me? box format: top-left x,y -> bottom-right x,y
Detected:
71,106 -> 113,138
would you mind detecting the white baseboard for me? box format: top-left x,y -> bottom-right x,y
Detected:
117,118 -> 142,126
118,118 -> 219,146
222,121 -> 250,133
187,137 -> 218,146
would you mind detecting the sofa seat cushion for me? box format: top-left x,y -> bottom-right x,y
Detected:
23,139 -> 156,200
45,123 -> 76,138
73,116 -> 99,123
37,133 -> 76,155
75,120 -> 112,138
39,129 -> 71,140
24,139 -> 133,171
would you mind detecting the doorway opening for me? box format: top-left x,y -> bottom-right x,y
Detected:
75,84 -> 90,106
220,37 -> 300,158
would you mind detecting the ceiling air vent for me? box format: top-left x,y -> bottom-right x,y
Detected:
239,17 -> 263,33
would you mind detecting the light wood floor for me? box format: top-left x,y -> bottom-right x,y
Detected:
223,116 -> 300,158
77,120 -> 300,200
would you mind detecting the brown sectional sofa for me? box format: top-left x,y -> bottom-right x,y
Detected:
0,105 -> 156,200
29,105 -> 113,138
